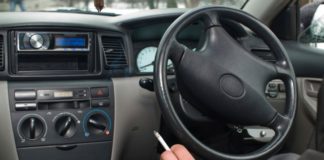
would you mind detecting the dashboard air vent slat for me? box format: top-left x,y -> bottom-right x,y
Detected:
101,36 -> 128,69
0,35 -> 4,71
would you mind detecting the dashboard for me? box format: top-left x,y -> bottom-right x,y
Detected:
0,10 -> 280,160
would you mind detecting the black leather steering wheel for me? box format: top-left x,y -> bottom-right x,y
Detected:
154,6 -> 297,160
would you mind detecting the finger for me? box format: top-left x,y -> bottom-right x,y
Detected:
160,150 -> 178,160
171,144 -> 195,160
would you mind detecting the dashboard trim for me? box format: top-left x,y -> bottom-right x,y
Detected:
0,81 -> 19,160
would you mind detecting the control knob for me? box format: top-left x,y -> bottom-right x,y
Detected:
87,113 -> 109,135
29,34 -> 44,49
55,115 -> 77,138
20,117 -> 45,140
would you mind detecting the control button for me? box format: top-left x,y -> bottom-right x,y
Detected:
37,90 -> 54,100
91,87 -> 109,98
268,83 -> 277,89
75,89 -> 88,98
92,100 -> 110,108
15,90 -> 36,100
15,103 -> 37,111
268,91 -> 278,98
267,82 -> 279,98
278,83 -> 286,92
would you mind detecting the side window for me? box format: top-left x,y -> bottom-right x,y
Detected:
299,1 -> 324,49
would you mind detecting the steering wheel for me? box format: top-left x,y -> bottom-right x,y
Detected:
154,6 -> 297,160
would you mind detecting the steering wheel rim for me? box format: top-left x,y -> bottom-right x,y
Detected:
154,6 -> 297,160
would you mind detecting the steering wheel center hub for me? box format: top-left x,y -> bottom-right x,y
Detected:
220,74 -> 245,98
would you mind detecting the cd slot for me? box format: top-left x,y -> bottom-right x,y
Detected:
38,100 -> 90,110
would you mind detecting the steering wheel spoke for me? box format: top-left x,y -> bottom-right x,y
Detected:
203,10 -> 221,27
267,113 -> 290,133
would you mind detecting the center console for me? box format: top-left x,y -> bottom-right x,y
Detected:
8,80 -> 114,160
2,28 -> 128,160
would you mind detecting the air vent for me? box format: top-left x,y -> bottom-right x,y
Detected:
101,36 -> 128,69
251,49 -> 276,63
0,35 -> 4,71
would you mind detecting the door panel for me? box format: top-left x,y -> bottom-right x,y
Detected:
300,78 -> 322,122
281,41 -> 324,153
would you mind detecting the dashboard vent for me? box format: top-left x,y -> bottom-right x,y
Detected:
101,36 -> 128,69
0,35 -> 4,71
251,49 -> 276,63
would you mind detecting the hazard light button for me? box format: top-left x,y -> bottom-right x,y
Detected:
90,87 -> 109,98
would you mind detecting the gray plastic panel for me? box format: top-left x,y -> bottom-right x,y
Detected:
17,141 -> 112,160
111,77 -> 160,160
0,81 -> 19,160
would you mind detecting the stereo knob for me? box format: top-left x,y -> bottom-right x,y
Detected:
29,34 -> 44,49
55,115 -> 77,138
20,117 -> 45,140
87,113 -> 109,135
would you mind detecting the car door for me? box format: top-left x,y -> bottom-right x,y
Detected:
278,1 -> 324,154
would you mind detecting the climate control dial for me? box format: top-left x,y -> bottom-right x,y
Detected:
55,115 -> 77,138
18,115 -> 46,140
83,109 -> 112,137
53,112 -> 79,138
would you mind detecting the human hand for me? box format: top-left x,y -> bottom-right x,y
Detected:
160,144 -> 195,160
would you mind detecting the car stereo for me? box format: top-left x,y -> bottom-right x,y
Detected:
17,32 -> 91,51
11,31 -> 99,74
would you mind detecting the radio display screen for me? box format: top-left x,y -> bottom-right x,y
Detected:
55,37 -> 86,47
55,37 -> 87,48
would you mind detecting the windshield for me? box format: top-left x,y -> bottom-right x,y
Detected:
0,0 -> 247,15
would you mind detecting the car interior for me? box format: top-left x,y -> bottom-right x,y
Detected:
1,0 -> 324,159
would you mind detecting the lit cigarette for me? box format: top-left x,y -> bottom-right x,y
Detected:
154,130 -> 171,151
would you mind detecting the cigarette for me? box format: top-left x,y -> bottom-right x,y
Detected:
154,130 -> 171,151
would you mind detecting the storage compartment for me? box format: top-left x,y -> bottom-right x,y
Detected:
17,141 -> 112,160
17,54 -> 88,71
38,101 -> 76,110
